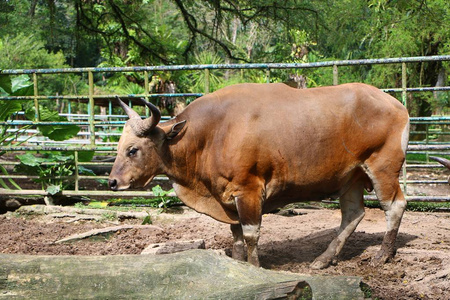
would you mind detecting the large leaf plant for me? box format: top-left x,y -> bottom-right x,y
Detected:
0,74 -> 92,194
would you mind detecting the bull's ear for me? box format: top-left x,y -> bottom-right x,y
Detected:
164,120 -> 187,140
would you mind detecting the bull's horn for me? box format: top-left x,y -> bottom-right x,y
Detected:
430,156 -> 450,170
139,98 -> 161,128
116,96 -> 141,119
115,96 -> 161,136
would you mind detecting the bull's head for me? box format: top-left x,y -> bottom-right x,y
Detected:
108,97 -> 186,191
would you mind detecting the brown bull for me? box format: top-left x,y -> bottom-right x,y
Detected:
109,83 -> 410,269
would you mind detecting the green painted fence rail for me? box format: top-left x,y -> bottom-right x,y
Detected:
2,55 -> 450,74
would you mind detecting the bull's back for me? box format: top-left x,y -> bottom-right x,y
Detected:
192,82 -> 406,159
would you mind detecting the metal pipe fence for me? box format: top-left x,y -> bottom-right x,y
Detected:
1,55 -> 449,202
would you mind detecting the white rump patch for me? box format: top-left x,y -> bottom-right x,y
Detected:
401,119 -> 410,155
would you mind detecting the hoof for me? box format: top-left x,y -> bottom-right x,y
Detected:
310,258 -> 330,270
369,249 -> 392,267
248,256 -> 260,267
232,248 -> 245,262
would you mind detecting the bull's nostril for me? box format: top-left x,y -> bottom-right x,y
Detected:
109,179 -> 118,190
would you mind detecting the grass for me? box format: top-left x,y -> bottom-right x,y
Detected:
406,153 -> 450,163
320,200 -> 450,212
360,282 -> 380,299
73,185 -> 182,211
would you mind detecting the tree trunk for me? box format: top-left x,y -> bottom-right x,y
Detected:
28,0 -> 39,17
0,250 -> 364,299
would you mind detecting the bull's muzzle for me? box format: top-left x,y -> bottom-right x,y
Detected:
108,179 -> 118,191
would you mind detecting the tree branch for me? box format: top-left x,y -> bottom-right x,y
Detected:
173,0 -> 247,62
107,0 -> 170,64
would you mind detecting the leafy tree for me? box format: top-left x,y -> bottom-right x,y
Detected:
0,34 -> 66,70
0,0 -> 448,116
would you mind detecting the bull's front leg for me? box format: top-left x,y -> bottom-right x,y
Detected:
230,223 -> 245,261
234,193 -> 263,267
241,223 -> 261,266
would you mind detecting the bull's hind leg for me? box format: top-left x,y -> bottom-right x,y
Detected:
311,178 -> 365,269
364,152 -> 407,266
372,193 -> 406,266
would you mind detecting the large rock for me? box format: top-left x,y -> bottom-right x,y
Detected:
0,250 -> 363,299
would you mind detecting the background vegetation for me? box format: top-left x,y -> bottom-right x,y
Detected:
1,0 -> 449,117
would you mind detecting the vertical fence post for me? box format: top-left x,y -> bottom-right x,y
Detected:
204,69 -> 210,94
266,69 -> 270,83
333,64 -> 338,86
425,124 -> 429,162
144,71 -> 149,98
401,63 -> 407,107
68,101 -> 72,121
144,71 -> 150,117
107,99 -> 113,143
74,151 -> 79,191
401,62 -> 408,195
33,73 -> 40,121
88,71 -> 95,147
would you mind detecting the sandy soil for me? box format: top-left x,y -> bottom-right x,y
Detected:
1,205 -> 449,300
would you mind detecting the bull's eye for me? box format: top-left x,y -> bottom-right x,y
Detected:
128,147 -> 138,157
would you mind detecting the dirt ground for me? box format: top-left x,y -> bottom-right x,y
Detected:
0,204 -> 449,300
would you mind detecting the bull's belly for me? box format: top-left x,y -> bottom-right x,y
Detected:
262,169 -> 368,213
263,184 -> 340,211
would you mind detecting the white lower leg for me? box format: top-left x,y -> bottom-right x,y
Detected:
230,224 -> 245,261
372,198 -> 407,265
380,199 -> 407,233
242,224 -> 260,267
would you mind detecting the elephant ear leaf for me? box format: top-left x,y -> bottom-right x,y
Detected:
0,101 -> 23,121
11,75 -> 34,96
16,153 -> 43,167
25,106 -> 80,141
46,184 -> 61,195
0,75 -> 32,121
0,75 -> 13,95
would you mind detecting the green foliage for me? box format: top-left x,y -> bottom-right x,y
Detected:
360,282 -> 374,299
122,82 -> 145,95
321,200 -> 450,212
0,164 -> 21,190
14,152 -> 94,194
102,212 -> 117,221
15,152 -> 74,193
88,201 -> 109,209
24,105 -> 80,141
407,153 -> 450,163
0,34 -> 66,70
407,201 -> 450,212
151,185 -> 181,209
0,74 -> 34,97
0,74 -> 35,189
141,214 -> 153,225
0,74 -> 81,143
0,0 -> 449,117
0,74 -> 33,121
108,186 -> 182,209
74,202 -> 85,209
186,52 -> 224,93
